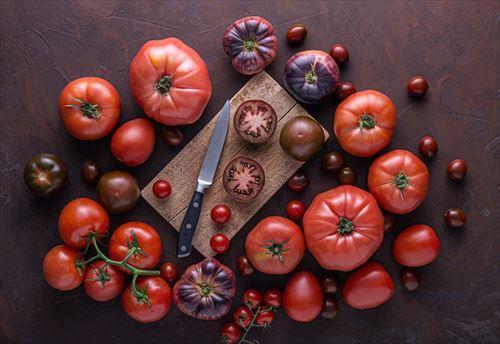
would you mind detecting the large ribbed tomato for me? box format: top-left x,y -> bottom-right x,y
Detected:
130,37 -> 212,125
334,90 -> 396,157
303,185 -> 384,271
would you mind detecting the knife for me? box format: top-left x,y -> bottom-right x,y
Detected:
177,100 -> 231,258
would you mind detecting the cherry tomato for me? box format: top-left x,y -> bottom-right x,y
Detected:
58,197 -> 110,249
444,208 -> 467,227
255,309 -> 275,326
152,179 -> 172,199
159,262 -> 178,283
419,136 -> 438,159
407,75 -> 429,96
338,166 -> 356,185
220,323 -> 241,344
43,244 -> 86,291
321,275 -> 340,294
211,204 -> 231,224
23,153 -> 68,196
97,171 -> 140,215
401,268 -> 420,292
330,44 -> 349,65
210,233 -> 230,254
383,213 -> 396,232
447,158 -> 467,181
264,289 -> 282,308
111,118 -> 156,167
84,260 -> 125,301
393,224 -> 441,267
109,222 -> 162,270
283,271 -> 323,323
243,289 -> 262,309
321,297 -> 339,319
288,171 -> 309,192
122,276 -> 172,323
161,126 -> 184,146
335,81 -> 356,100
81,161 -> 100,184
233,306 -> 252,328
286,200 -> 306,220
236,255 -> 254,276
286,24 -> 308,45
322,152 -> 344,172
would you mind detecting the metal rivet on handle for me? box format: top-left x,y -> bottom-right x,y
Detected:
193,202 -> 199,208
181,245 -> 187,252
186,224 -> 192,229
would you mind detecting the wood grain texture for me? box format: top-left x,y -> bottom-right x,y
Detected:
142,72 -> 329,257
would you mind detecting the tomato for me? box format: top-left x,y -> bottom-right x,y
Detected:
83,260 -> 125,301
320,275 -> 340,294
43,244 -> 85,291
110,118 -> 156,167
58,77 -> 120,140
303,185 -> 384,271
286,200 -> 306,220
393,224 -> 441,267
368,149 -> 429,214
342,262 -> 395,309
81,160 -> 100,184
130,37 -> 212,126
96,171 -> 140,215
24,153 -> 68,196
233,306 -> 252,328
58,197 -> 110,248
122,276 -> 172,323
109,222 -> 162,270
334,90 -> 397,157
210,204 -> 231,224
236,255 -> 254,276
210,233 -> 230,254
283,271 -> 323,323
245,216 -> 305,274
159,262 -> 178,282
153,180 -> 172,199
264,289 -> 282,308
220,323 -> 241,344
255,309 -> 275,326
243,289 -> 262,309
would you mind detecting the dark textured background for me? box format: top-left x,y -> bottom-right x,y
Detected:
1,1 -> 499,343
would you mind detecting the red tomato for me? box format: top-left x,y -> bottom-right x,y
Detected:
159,262 -> 178,282
393,224 -> 441,267
122,276 -> 172,323
342,262 -> 395,309
368,149 -> 429,214
243,289 -> 262,309
210,204 -> 231,224
43,244 -> 86,291
130,37 -> 212,125
109,222 -> 162,270
286,200 -> 306,220
236,255 -> 254,276
255,309 -> 275,326
58,77 -> 121,140
110,118 -> 156,167
210,233 -> 230,254
58,197 -> 110,249
245,216 -> 305,274
220,323 -> 241,344
152,180 -> 172,199
233,306 -> 252,328
283,271 -> 323,322
264,289 -> 282,308
303,185 -> 384,271
334,90 -> 397,157
83,260 -> 125,301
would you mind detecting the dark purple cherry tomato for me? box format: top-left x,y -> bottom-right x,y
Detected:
286,24 -> 308,45
322,152 -> 344,172
286,200 -> 306,220
444,208 -> 467,227
288,171 -> 309,192
447,158 -> 467,181
329,44 -> 349,65
338,166 -> 356,185
81,160 -> 100,184
321,275 -> 340,294
160,262 -> 178,283
153,179 -> 172,199
335,81 -> 356,100
407,75 -> 429,96
236,255 -> 254,276
161,126 -> 184,146
220,323 -> 241,344
243,289 -> 262,309
383,213 -> 396,233
401,268 -> 420,292
419,136 -> 438,159
210,233 -> 230,254
321,296 -> 339,319
211,204 -> 231,224
264,289 -> 282,308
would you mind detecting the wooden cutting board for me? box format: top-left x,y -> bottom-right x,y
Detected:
142,71 -> 329,257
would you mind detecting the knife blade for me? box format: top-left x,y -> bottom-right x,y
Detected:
177,100 -> 231,257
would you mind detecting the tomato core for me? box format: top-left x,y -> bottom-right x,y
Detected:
199,282 -> 212,296
305,70 -> 317,84
243,39 -> 256,51
359,112 -> 376,129
337,216 -> 354,235
263,239 -> 289,263
156,75 -> 173,95
392,172 -> 410,190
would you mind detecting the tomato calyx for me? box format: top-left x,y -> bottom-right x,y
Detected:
337,217 -> 355,235
305,70 -> 317,84
65,98 -> 102,120
126,230 -> 145,259
392,172 -> 410,199
262,239 -> 290,264
156,75 -> 173,95
359,112 -> 376,130
243,39 -> 256,51
236,305 -> 275,343
199,282 -> 213,297
88,264 -> 112,287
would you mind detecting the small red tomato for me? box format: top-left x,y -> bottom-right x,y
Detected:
286,200 -> 306,220
447,158 -> 467,181
264,289 -> 282,308
419,136 -> 438,159
160,262 -> 178,282
407,75 -> 429,96
286,24 -> 308,45
233,306 -> 252,328
211,204 -> 231,224
152,179 -> 172,199
393,224 -> 441,267
110,118 -> 156,167
330,44 -> 349,65
444,208 -> 467,227
84,260 -> 125,301
220,322 -> 241,344
288,171 -> 309,193
243,289 -> 263,309
237,255 -> 254,276
334,81 -> 356,101
43,244 -> 86,291
210,233 -> 230,254
255,308 -> 275,326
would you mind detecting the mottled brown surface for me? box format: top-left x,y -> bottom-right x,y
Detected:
0,1 -> 499,343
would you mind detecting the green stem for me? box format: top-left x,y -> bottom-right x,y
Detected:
358,112 -> 376,130
238,306 -> 261,344
65,98 -> 101,119
156,75 -> 172,95
337,217 -> 355,235
305,70 -> 317,84
392,172 -> 410,200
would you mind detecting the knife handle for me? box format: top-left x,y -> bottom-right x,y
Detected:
177,191 -> 204,257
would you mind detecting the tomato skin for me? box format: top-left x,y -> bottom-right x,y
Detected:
122,276 -> 172,323
286,200 -> 306,220
111,118 -> 155,167
159,262 -> 178,282
236,255 -> 254,276
255,309 -> 275,326
264,289 -> 282,308
220,323 -> 241,344
210,204 -> 231,224
24,153 -> 68,196
368,149 -> 429,214
303,185 -> 384,271
233,306 -> 252,328
109,222 -> 162,270
243,289 -> 262,309
342,262 -> 395,309
58,197 -> 110,248
152,180 -> 172,199
393,224 -> 441,267
59,77 -> 120,140
210,233 -> 230,254
245,216 -> 305,275
43,244 -> 85,291
83,260 -> 125,301
130,37 -> 212,125
334,90 -> 397,157
283,271 -> 323,323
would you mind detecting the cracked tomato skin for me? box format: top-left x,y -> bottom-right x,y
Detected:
130,37 -> 212,125
334,90 -> 397,157
223,16 -> 278,75
303,185 -> 384,271
368,149 -> 429,214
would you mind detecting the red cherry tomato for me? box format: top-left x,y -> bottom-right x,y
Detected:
255,309 -> 275,326
233,306 -> 252,328
220,323 -> 241,344
286,199 -> 306,220
210,204 -> 231,224
43,244 -> 86,291
110,118 -> 156,167
122,276 -> 172,323
210,233 -> 230,254
283,271 -> 323,323
264,289 -> 282,308
243,289 -> 262,309
83,260 -> 125,301
153,180 -> 172,199
393,224 -> 441,267
236,255 -> 254,276
159,262 -> 179,282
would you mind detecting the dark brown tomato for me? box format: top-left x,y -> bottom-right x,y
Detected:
335,81 -> 356,101
322,152 -> 344,172
329,44 -> 349,65
419,136 -> 438,159
407,75 -> 429,96
96,171 -> 140,214
444,208 -> 467,227
447,158 -> 467,181
280,116 -> 325,161
81,160 -> 100,184
383,213 -> 396,232
321,297 -> 339,319
321,275 -> 340,294
234,100 -> 277,144
401,268 -> 420,292
338,166 -> 356,185
223,157 -> 265,202
24,153 -> 68,196
287,171 -> 309,192
286,24 -> 308,45
236,255 -> 254,276
161,126 -> 184,146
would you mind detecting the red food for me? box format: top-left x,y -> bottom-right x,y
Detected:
286,24 -> 308,45
368,149 -> 429,214
255,309 -> 275,326
303,185 -> 384,271
236,255 -> 254,276
43,244 -> 86,291
342,262 -> 395,309
83,260 -> 125,301
111,118 -> 155,167
419,135 -> 438,159
243,289 -> 262,309
245,216 -> 305,274
444,208 -> 467,227
159,262 -> 178,283
122,276 -> 172,323
153,179 -> 172,199
447,158 -> 467,181
334,81 -> 356,100
220,323 -> 241,344
283,271 -> 323,323
401,268 -> 420,292
234,100 -> 277,144
210,204 -> 231,224
58,77 -> 120,140
407,75 -> 429,96
287,171 -> 309,192
264,289 -> 282,308
393,224 -> 441,267
233,306 -> 252,328
337,166 -> 357,185
223,157 -> 265,202
286,199 -> 306,220
130,37 -> 212,125
58,197 -> 110,249
210,233 -> 230,254
329,44 -> 349,65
